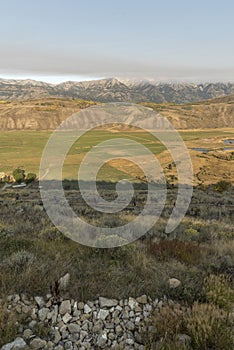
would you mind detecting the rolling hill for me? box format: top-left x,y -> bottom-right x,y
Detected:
0,95 -> 233,130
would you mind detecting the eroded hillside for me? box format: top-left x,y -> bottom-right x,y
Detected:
141,95 -> 234,129
0,99 -> 97,130
0,95 -> 234,130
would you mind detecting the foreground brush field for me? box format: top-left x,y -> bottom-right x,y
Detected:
0,182 -> 233,349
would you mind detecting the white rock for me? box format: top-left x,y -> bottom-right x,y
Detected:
168,278 -> 181,288
62,312 -> 72,323
58,273 -> 70,290
98,309 -> 109,320
34,296 -> 45,308
97,331 -> 107,348
60,300 -> 71,315
30,338 -> 47,349
53,329 -> 61,344
38,307 -> 49,321
99,297 -> 118,308
128,297 -> 137,310
136,295 -> 148,304
84,304 -> 92,314
1,337 -> 26,350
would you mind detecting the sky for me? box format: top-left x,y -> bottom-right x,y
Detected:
0,0 -> 234,83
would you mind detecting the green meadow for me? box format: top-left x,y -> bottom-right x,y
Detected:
0,129 -> 233,180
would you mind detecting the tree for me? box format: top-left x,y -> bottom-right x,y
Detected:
12,168 -> 25,183
25,172 -> 37,183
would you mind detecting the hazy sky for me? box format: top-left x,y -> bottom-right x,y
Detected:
0,0 -> 234,82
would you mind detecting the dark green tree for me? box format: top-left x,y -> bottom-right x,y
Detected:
25,172 -> 37,183
12,168 -> 25,183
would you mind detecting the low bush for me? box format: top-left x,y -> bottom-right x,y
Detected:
142,302 -> 234,350
2,250 -> 35,273
214,180 -> 232,193
204,274 -> 234,311
185,302 -> 234,350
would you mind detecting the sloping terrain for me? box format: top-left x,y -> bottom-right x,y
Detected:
141,95 -> 234,129
0,98 -> 96,130
0,95 -> 233,130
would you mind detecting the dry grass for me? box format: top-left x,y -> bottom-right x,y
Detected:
142,301 -> 234,350
185,302 -> 234,350
0,301 -> 20,347
147,240 -> 202,265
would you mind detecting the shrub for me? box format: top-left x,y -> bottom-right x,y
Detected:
204,274 -> 234,311
203,240 -> 234,275
185,302 -> 234,350
151,303 -> 184,342
142,302 -> 234,350
214,180 -> 231,193
2,250 -> 35,273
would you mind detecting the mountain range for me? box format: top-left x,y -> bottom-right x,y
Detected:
1,77 -> 234,103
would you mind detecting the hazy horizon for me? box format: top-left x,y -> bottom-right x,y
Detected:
1,0 -> 234,82
1,74 -> 234,85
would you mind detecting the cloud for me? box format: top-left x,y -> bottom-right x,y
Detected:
0,44 -> 234,82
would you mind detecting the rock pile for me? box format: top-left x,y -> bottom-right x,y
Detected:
1,293 -> 161,350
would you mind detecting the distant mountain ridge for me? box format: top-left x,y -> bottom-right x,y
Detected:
1,77 -> 234,103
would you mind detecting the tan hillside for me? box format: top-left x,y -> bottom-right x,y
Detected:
140,96 -> 234,129
0,98 -> 97,130
0,95 -> 233,130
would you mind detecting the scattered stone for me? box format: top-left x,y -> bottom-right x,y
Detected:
136,295 -> 148,304
126,321 -> 135,331
62,312 -> 72,324
78,302 -> 85,310
60,300 -> 71,315
116,325 -> 123,334
58,273 -> 70,291
52,329 -> 61,344
176,334 -> 192,345
38,307 -> 49,321
84,304 -> 92,314
30,338 -> 47,349
28,320 -> 37,329
1,337 -> 26,350
99,297 -> 118,308
93,320 -> 103,333
64,341 -> 73,349
21,305 -> 31,314
23,328 -> 33,340
98,309 -> 109,320
34,296 -> 45,308
68,323 -> 80,333
97,331 -> 107,348
168,278 -> 181,288
129,297 -> 137,310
